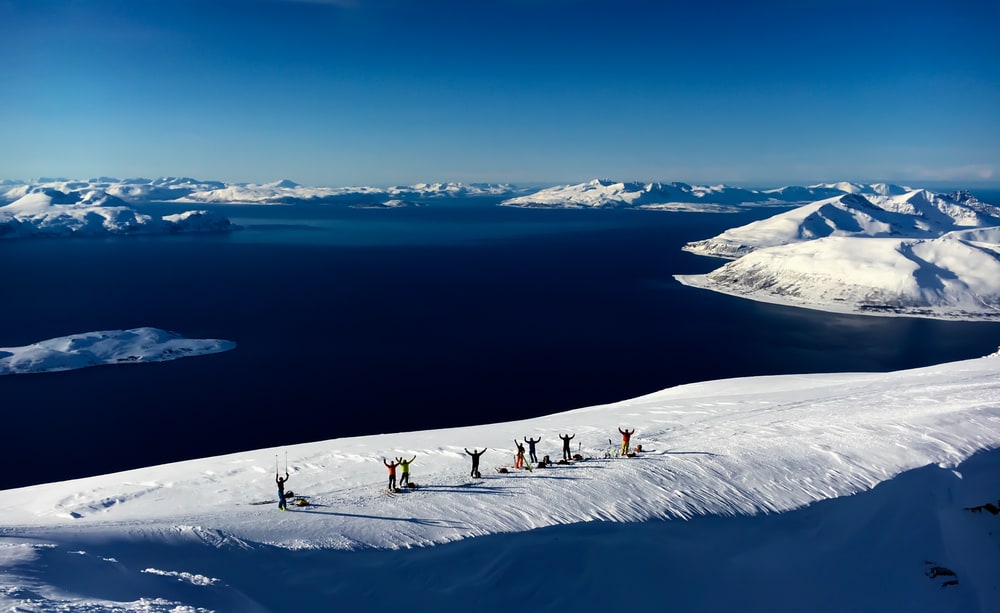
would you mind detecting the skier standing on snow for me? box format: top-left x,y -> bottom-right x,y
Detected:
514,440 -> 527,469
465,447 -> 487,478
619,427 -> 636,456
398,455 -> 416,487
383,458 -> 400,491
275,471 -> 290,511
523,436 -> 541,463
559,433 -> 575,461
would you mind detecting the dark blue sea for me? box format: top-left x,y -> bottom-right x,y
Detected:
3,195 -> 1000,489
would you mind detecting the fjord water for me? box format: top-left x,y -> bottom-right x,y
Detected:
2,198 -> 999,489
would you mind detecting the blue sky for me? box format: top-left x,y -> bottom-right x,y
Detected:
2,0 -> 998,187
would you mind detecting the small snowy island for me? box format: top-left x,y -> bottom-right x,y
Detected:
0,327 -> 236,375
676,187 -> 1000,320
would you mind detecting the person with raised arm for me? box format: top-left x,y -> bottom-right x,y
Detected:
465,447 -> 487,478
383,457 -> 400,491
398,455 -> 416,487
523,435 -> 541,463
559,433 -> 575,461
619,427 -> 636,456
514,440 -> 527,469
275,470 -> 290,511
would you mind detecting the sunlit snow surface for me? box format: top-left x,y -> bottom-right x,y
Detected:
1,354 -> 998,610
0,328 -> 236,375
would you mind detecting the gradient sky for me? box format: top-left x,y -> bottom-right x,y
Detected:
2,0 -> 998,187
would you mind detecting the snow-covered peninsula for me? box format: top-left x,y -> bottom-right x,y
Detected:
677,189 -> 1000,320
1,353 -> 998,610
0,328 -> 236,375
0,190 -> 236,239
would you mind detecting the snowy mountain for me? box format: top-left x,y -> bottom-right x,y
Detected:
1,353 -> 998,610
0,189 -> 238,239
0,328 -> 236,375
677,189 -> 1000,320
684,190 -> 1000,259
498,179 -> 912,210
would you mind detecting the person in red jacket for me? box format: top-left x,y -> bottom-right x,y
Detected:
383,458 -> 400,490
619,427 -> 635,456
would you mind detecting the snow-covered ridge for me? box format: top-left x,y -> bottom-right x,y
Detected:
677,189 -> 1000,320
0,189 -> 237,239
498,178 -> 910,209
0,328 -> 236,375
1,354 -> 998,610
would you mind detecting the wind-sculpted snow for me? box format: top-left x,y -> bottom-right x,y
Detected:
0,355 -> 998,609
678,189 -> 1000,320
0,327 -> 236,375
0,190 -> 237,239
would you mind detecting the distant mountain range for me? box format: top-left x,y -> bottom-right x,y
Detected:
0,177 -> 524,207
497,178 -> 914,210
1,177 -> 932,210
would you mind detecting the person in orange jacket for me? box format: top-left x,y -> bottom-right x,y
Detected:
383,458 -> 400,490
619,427 -> 636,456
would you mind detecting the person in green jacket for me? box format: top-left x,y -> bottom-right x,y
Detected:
397,455 -> 416,487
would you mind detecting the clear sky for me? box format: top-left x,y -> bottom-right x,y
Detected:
2,0 -> 998,187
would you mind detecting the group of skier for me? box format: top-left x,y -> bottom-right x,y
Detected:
274,426 -> 639,507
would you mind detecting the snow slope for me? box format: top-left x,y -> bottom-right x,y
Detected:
0,190 -> 237,239
677,190 -> 1000,320
0,328 -> 236,375
1,354 -> 999,610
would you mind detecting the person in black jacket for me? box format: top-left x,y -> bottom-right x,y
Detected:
523,436 -> 541,463
465,448 -> 487,478
275,471 -> 290,511
559,433 -> 575,461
